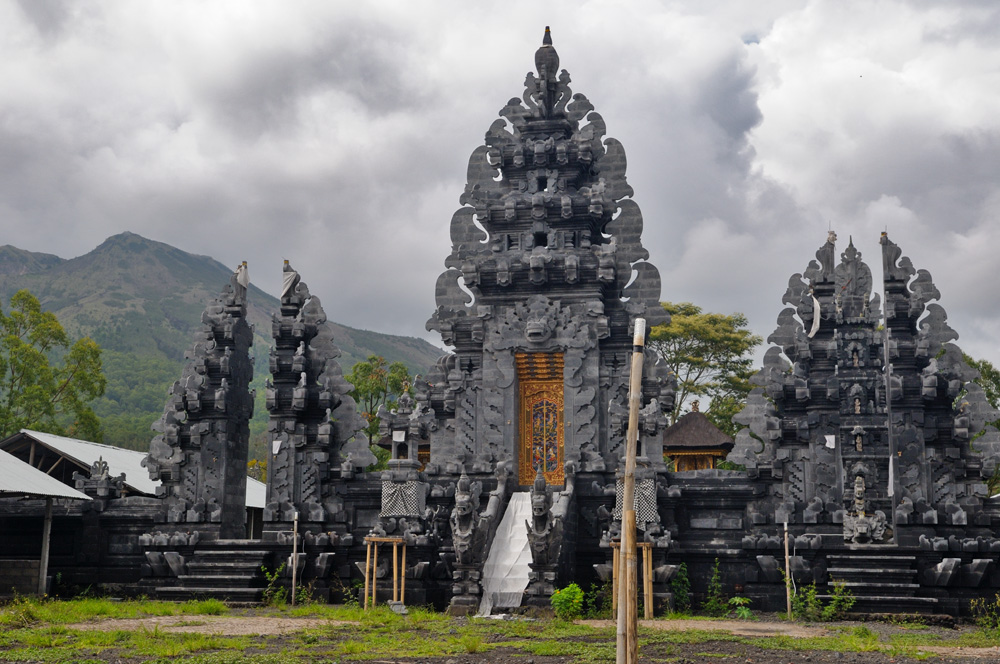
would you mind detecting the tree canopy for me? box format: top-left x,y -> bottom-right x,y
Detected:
647,301 -> 762,437
345,355 -> 411,446
965,353 -> 1000,428
0,289 -> 106,440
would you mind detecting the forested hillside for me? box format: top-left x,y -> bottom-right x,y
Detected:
0,233 -> 444,457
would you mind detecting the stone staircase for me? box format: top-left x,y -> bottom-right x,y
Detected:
822,554 -> 938,614
154,540 -> 276,603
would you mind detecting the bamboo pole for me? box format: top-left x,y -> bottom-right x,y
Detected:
393,541 -> 399,602
643,544 -> 653,620
616,318 -> 646,664
400,543 -> 407,605
784,521 -> 792,617
612,544 -> 619,613
291,512 -> 298,606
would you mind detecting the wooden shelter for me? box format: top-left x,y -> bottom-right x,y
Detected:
661,404 -> 734,472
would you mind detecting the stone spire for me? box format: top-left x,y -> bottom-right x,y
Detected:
263,262 -> 369,529
144,265 -> 255,540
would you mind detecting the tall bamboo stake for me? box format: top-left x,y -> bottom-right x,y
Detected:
784,521 -> 791,617
291,512 -> 299,606
616,318 -> 646,664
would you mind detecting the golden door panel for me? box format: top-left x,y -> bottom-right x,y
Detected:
518,381 -> 564,486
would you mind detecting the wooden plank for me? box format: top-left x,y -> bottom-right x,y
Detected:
46,456 -> 63,476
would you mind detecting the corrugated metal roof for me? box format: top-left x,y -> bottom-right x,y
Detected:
16,430 -> 266,508
0,448 -> 91,500
20,429 -> 160,495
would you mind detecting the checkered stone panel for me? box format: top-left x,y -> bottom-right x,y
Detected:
380,480 -> 425,517
612,478 -> 659,530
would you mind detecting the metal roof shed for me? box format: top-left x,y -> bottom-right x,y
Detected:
0,447 -> 90,594
1,430 -> 267,508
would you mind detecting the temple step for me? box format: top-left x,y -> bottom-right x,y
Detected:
155,586 -> 264,602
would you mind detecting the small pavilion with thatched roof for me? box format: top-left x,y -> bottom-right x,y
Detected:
661,402 -> 734,472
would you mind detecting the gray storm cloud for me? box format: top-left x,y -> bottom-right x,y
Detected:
0,0 -> 996,367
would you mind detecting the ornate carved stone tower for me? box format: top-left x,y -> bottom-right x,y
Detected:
731,233 -> 1000,549
144,266 -> 255,540
424,27 -> 674,487
263,262 -> 371,534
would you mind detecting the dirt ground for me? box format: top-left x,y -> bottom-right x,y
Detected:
59,614 -> 1000,663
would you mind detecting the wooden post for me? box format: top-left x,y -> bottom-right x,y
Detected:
392,541 -> 399,602
783,521 -> 792,617
400,543 -> 406,605
612,542 -> 620,613
38,497 -> 53,595
372,542 -> 378,607
291,512 -> 299,606
616,318 -> 645,664
363,540 -> 372,610
643,544 -> 653,620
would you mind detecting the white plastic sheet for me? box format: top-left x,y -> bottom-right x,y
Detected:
478,492 -> 533,616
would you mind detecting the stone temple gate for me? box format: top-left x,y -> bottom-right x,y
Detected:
4,29 -> 998,617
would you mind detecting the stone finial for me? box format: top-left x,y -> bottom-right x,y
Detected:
535,26 -> 559,79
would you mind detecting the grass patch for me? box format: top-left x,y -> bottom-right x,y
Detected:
7,597 -> 1000,663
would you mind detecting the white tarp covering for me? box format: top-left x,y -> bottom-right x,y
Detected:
478,492 -> 533,616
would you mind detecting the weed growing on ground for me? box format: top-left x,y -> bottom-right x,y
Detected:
786,575 -> 855,622
261,563 -> 287,607
823,580 -> 856,620
729,595 -> 754,620
295,580 -> 317,606
669,561 -> 691,613
0,594 -> 41,628
702,558 -> 728,617
583,578 -> 613,618
970,592 -> 1000,632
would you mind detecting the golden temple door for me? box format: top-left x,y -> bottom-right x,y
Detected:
516,353 -> 565,486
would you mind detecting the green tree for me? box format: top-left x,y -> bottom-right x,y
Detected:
0,289 -> 106,440
345,355 -> 411,446
648,302 -> 762,436
965,354 -> 1000,423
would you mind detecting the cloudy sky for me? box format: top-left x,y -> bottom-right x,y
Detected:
2,0 -> 998,367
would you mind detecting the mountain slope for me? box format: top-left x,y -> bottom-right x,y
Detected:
0,232 -> 445,451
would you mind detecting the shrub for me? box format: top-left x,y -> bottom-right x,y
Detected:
822,580 -> 856,621
788,578 -> 855,622
702,558 -> 728,617
550,583 -> 584,621
584,579 -> 613,619
790,582 -> 823,621
262,563 -> 287,607
670,562 -> 691,613
970,592 -> 1000,632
